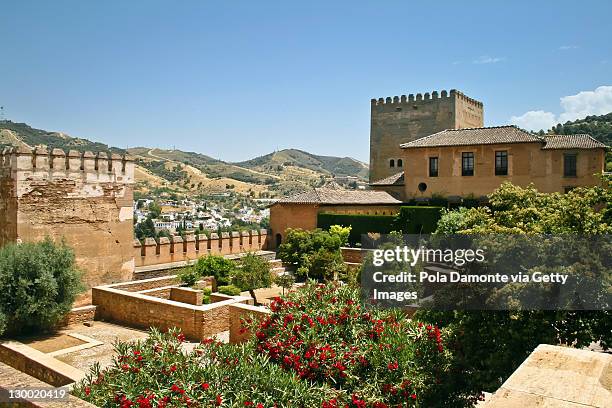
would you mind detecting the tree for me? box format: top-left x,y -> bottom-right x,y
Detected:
232,253 -> 272,305
193,255 -> 236,287
148,202 -> 162,218
417,179 -> 612,392
0,238 -> 84,335
275,273 -> 295,296
276,227 -> 346,279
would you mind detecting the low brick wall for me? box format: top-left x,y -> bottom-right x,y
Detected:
92,284 -> 252,340
229,303 -> 271,344
61,305 -> 96,326
0,341 -> 85,387
113,275 -> 181,292
170,287 -> 203,305
0,362 -> 95,408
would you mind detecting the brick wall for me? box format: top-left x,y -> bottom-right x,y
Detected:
92,284 -> 252,341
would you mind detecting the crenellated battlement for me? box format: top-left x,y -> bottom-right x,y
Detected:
370,89 -> 483,108
0,146 -> 134,184
134,230 -> 271,267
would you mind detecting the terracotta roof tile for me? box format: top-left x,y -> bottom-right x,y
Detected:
370,172 -> 405,186
275,187 -> 401,205
400,126 -> 542,148
542,134 -> 607,149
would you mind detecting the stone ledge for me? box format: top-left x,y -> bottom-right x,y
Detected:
0,341 -> 86,387
484,344 -> 611,407
0,362 -> 95,407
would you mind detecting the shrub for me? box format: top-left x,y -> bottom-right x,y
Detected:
249,282 -> 479,407
277,228 -> 346,281
393,206 -> 443,234
74,328 -> 338,407
177,267 -> 199,287
296,248 -> 346,281
193,255 -> 236,286
217,285 -> 241,296
318,214 -> 395,245
0,239 -> 83,335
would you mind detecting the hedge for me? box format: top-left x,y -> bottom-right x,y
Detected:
394,206 -> 443,234
317,213 -> 396,245
317,206 -> 444,244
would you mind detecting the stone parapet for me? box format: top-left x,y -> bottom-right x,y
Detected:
134,230 -> 272,267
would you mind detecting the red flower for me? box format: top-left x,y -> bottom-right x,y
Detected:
387,361 -> 398,371
84,386 -> 91,396
170,384 -> 185,394
411,393 -> 417,400
201,382 -> 210,390
215,394 -> 223,406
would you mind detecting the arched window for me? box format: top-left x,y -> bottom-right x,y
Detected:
397,159 -> 403,167
389,159 -> 395,168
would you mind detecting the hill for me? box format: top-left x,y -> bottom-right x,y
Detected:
0,121 -> 367,197
0,121 -> 124,154
236,149 -> 368,180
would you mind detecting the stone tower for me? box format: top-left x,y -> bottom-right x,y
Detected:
369,89 -> 484,183
0,146 -> 135,296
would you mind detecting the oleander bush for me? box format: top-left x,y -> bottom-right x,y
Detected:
74,283 -> 480,407
248,282 -> 479,407
74,328 -> 337,407
0,238 -> 83,336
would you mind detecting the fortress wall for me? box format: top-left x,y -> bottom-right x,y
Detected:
0,147 -> 135,298
369,89 -> 484,183
0,148 -> 18,247
134,229 -> 271,267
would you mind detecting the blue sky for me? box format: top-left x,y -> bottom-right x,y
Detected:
1,1 -> 611,162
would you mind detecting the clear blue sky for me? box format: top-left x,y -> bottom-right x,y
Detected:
1,1 -> 611,162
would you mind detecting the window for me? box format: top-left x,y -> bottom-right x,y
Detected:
389,159 -> 395,168
429,157 -> 438,177
564,154 -> 577,177
495,151 -> 508,176
397,159 -> 403,167
462,152 -> 474,176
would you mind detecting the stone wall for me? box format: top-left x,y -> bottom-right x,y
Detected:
369,89 -> 484,183
134,229 -> 270,267
0,341 -> 85,387
0,362 -> 95,408
0,146 -> 135,297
